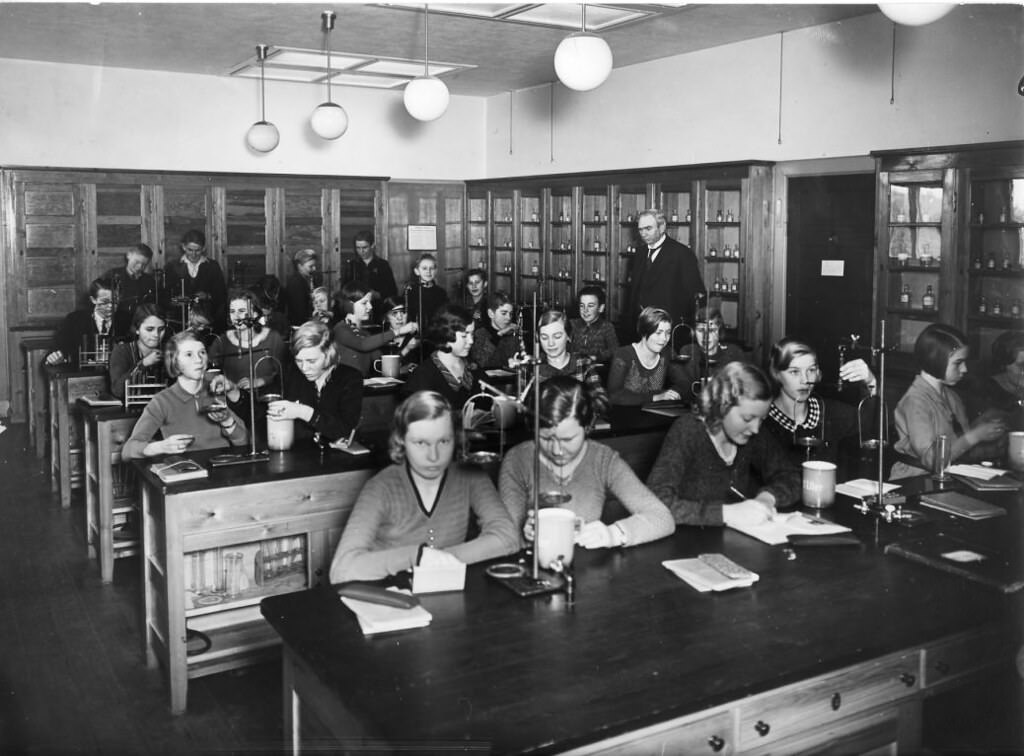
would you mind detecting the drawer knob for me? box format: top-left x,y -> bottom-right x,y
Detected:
934,661 -> 950,675
707,734 -> 726,752
831,692 -> 842,711
899,672 -> 916,687
755,720 -> 771,737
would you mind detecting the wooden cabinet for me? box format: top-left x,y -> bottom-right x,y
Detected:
467,162 -> 773,361
46,364 -> 109,508
138,452 -> 374,714
872,141 -> 1024,372
2,168 -> 386,424
964,170 -> 1024,366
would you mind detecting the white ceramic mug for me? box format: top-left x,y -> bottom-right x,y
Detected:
802,460 -> 836,509
1008,432 -> 1024,473
266,415 -> 294,451
374,354 -> 401,378
536,508 -> 581,568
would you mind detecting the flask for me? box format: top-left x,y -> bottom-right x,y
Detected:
670,210 -> 678,222
722,244 -> 732,258
993,299 -> 1003,316
1012,299 -> 1021,318
972,255 -> 982,270
899,284 -> 911,306
922,285 -> 936,310
987,255 -> 996,269
730,278 -> 739,293
709,246 -> 718,258
559,212 -> 565,222
1000,208 -> 1008,223
531,212 -> 538,222
734,244 -> 741,259
978,296 -> 987,315
716,210 -> 723,222
594,212 -> 600,222
726,209 -> 735,223
685,209 -> 692,222
530,262 -> 539,275
977,211 -> 985,224
1003,256 -> 1011,271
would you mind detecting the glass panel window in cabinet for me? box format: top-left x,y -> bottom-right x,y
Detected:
94,184 -> 144,279
519,192 -> 542,256
613,186 -> 646,323
581,188 -> 610,293
704,185 -> 743,334
660,185 -> 692,247
185,534 -> 307,613
468,193 -> 489,276
492,193 -> 514,275
968,177 -> 1024,364
546,191 -> 575,310
283,188 -> 330,289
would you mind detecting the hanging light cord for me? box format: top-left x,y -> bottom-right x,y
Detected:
423,5 -> 430,77
889,25 -> 896,105
324,12 -> 335,105
258,47 -> 268,122
777,33 -> 784,145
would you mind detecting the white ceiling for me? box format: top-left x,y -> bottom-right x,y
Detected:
0,2 -> 879,96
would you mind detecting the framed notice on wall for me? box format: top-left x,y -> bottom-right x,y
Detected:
408,225 -> 437,251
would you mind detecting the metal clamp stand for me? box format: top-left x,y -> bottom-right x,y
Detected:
208,303 -> 270,467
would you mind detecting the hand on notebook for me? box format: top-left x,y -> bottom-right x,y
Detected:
723,499 -> 775,528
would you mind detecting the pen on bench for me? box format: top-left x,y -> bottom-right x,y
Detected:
729,486 -> 746,501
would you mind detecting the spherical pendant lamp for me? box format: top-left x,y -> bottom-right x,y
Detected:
310,11 -> 349,140
245,44 -> 280,153
405,76 -> 450,122
554,5 -> 613,92
311,102 -> 349,140
877,3 -> 954,26
554,32 -> 613,92
404,6 -> 450,122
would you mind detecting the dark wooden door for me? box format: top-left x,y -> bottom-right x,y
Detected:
786,174 -> 876,385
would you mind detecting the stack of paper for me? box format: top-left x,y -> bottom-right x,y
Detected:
835,478 -> 902,499
340,595 -> 432,635
662,558 -> 759,592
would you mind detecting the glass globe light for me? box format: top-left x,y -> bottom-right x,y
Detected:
311,102 -> 349,140
554,32 -> 613,92
245,121 -> 280,153
877,3 -> 954,26
404,76 -> 450,122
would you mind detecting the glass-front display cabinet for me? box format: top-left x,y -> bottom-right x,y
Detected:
613,184 -> 649,322
545,188 -> 575,310
701,180 -> 744,335
874,164 -> 957,358
580,185 -> 611,304
966,172 -> 1024,365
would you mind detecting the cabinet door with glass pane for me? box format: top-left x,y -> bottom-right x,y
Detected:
490,191 -> 516,300
612,183 -> 649,323
875,167 -> 957,356
580,185 -> 611,312
543,188 -> 575,311
516,190 -> 543,306
966,172 -> 1024,363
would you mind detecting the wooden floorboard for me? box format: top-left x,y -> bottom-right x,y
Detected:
0,424 -> 283,755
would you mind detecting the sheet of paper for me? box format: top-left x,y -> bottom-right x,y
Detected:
729,512 -> 851,546
946,464 -> 1006,481
835,478 -> 901,498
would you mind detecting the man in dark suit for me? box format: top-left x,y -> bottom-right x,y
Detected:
344,229 -> 398,303
625,208 -> 705,339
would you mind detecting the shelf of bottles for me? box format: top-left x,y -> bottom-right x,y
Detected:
508,192 -> 541,302
580,187 -> 611,298
704,184 -> 743,334
490,192 -> 516,297
545,190 -> 575,311
184,534 -> 308,617
614,186 -> 648,321
468,192 -> 490,285
967,176 -> 1024,358
884,179 -> 946,351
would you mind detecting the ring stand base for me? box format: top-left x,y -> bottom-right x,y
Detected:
486,563 -> 566,597
209,450 -> 271,467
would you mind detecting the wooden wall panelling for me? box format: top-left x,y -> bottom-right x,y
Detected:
218,185 -> 270,290
385,182 -> 465,302
160,181 -> 213,279
18,178 -> 81,321
81,182 -> 146,286
338,184 -> 380,288
276,187 -> 331,291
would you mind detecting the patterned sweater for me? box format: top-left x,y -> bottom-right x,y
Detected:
330,463 -> 519,582
607,344 -> 668,405
646,413 -> 801,525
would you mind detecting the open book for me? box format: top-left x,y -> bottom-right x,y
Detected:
150,456 -> 208,483
79,393 -> 122,407
728,511 -> 852,546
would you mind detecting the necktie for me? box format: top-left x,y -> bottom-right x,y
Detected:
648,245 -> 660,262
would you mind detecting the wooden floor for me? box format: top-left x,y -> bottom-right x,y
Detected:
0,424 -> 282,755
0,421 -> 1020,755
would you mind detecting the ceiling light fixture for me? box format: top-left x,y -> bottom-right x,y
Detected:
877,3 -> 954,26
553,3 -> 613,92
310,10 -> 349,140
245,44 -> 280,153
404,5 -> 450,122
